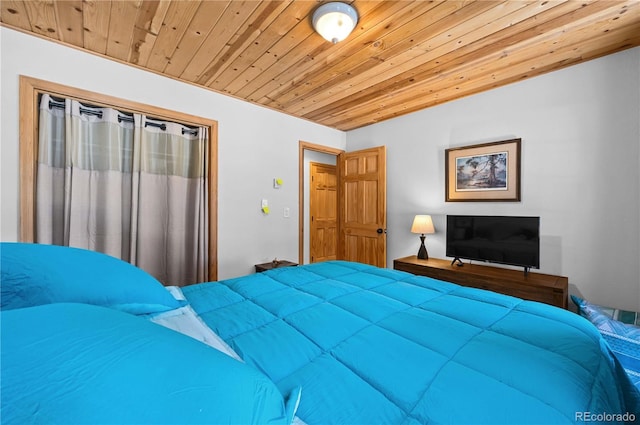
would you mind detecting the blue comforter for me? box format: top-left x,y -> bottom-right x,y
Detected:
182,261 -> 640,424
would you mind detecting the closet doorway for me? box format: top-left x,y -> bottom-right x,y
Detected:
19,76 -> 218,282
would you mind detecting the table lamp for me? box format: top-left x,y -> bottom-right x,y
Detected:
411,215 -> 435,259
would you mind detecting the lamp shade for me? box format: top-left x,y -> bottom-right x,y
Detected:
411,215 -> 435,234
312,2 -> 358,44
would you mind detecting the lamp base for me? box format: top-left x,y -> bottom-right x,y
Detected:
417,235 -> 429,260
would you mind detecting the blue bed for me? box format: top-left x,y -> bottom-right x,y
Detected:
1,243 -> 639,424
181,260 -> 640,424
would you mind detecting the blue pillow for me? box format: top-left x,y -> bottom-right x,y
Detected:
0,242 -> 184,315
571,295 -> 640,390
1,303 -> 295,425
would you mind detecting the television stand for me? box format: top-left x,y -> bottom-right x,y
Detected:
394,256 -> 568,309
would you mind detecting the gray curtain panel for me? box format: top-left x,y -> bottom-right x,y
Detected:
36,94 -> 208,286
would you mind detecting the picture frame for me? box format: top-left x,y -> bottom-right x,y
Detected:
445,138 -> 521,202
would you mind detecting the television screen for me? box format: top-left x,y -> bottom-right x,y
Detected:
446,215 -> 540,270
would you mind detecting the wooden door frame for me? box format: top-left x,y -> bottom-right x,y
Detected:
19,75 -> 219,281
298,141 -> 344,265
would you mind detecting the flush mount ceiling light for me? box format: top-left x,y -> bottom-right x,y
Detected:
312,2 -> 358,44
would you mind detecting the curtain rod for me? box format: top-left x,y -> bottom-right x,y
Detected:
79,106 -> 102,118
48,99 -> 199,135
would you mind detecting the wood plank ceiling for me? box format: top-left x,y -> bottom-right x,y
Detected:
2,1 -> 639,131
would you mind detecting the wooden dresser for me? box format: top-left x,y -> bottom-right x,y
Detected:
393,256 -> 568,309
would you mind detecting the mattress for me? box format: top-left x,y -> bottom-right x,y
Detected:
181,260 -> 640,424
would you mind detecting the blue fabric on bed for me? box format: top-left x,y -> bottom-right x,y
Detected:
0,303 -> 293,425
182,260 -> 640,424
572,295 -> 640,392
0,242 -> 184,315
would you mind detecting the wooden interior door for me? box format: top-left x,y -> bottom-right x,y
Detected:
338,146 -> 387,267
309,162 -> 337,263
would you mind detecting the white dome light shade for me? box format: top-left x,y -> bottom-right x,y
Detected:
312,2 -> 358,44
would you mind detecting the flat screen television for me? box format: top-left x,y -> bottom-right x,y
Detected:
446,215 -> 540,272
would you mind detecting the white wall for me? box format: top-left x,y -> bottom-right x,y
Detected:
0,27 -> 346,280
347,47 -> 640,311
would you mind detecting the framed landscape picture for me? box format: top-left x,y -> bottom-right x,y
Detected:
445,138 -> 521,202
